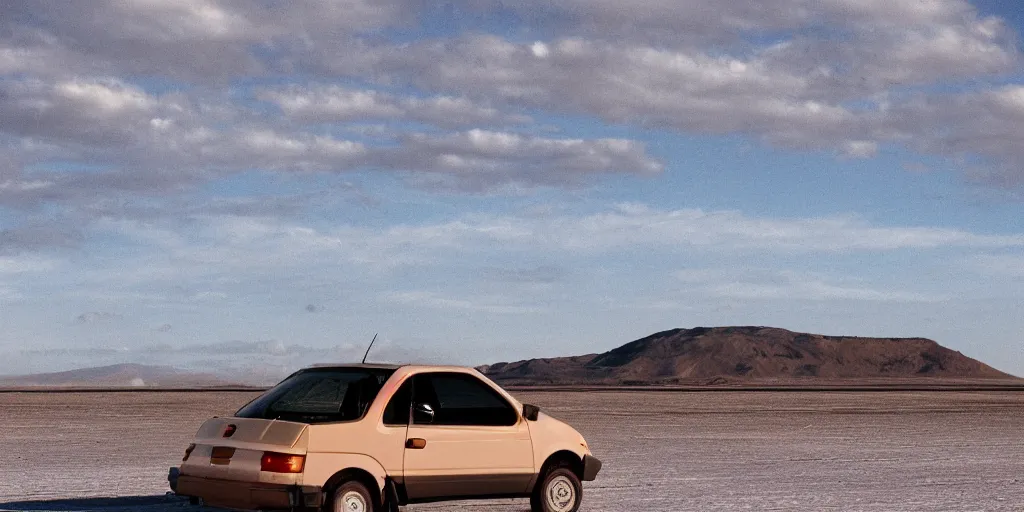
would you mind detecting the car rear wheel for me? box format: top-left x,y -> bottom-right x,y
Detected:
531,463 -> 582,512
330,481 -> 374,512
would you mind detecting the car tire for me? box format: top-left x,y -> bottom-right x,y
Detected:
329,480 -> 375,512
531,463 -> 583,512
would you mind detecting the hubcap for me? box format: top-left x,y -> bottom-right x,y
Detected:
545,475 -> 576,512
338,490 -> 366,512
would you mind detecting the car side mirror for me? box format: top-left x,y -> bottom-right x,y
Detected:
523,403 -> 540,421
413,403 -> 435,424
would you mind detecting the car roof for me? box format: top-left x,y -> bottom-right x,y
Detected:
305,362 -> 405,370
302,363 -> 479,372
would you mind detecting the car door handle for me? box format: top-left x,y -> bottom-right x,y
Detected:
406,438 -> 427,449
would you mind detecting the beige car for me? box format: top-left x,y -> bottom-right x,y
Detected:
168,363 -> 601,512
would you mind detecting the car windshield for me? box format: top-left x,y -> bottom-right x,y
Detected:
236,367 -> 396,424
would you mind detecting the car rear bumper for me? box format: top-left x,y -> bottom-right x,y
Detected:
582,455 -> 602,481
169,468 -> 322,510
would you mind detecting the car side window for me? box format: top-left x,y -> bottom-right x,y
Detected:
412,372 -> 518,427
382,379 -> 412,426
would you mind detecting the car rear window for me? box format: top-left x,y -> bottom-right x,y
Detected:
236,367 -> 396,424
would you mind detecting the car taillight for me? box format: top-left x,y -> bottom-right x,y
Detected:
182,443 -> 196,462
260,452 -> 305,473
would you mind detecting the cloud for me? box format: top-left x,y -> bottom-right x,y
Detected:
707,280 -> 944,302
354,35 -> 842,133
0,75 -> 659,216
8,204 -> 1016,311
469,0 -> 993,46
377,129 -> 662,191
887,85 -> 1024,187
0,223 -> 82,255
0,256 -> 54,274
0,78 -> 192,150
78,205 -> 1024,286
0,0 -> 414,81
1,0 -> 1022,235
258,85 -> 529,128
325,4 -> 1020,183
841,141 -> 879,159
364,203 -> 1024,254
674,268 -> 946,303
969,254 -> 1024,278
385,290 -> 541,314
460,0 -> 1015,86
480,264 -> 565,283
353,35 -> 853,153
2,0 -> 1022,197
76,312 -> 123,323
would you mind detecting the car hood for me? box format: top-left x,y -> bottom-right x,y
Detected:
529,411 -> 591,457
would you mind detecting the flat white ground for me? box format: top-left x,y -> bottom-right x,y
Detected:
0,390 -> 1021,511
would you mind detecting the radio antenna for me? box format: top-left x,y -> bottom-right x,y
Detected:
361,333 -> 378,364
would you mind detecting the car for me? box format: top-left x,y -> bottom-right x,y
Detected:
168,363 -> 602,512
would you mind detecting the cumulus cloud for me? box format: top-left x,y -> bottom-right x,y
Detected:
335,35 -> 849,150
1,0 -> 1022,228
0,78 -> 194,149
463,0 -> 986,46
0,74 -> 658,216
325,3 -> 1020,181
378,129 -> 662,190
0,0 -> 414,81
258,85 -> 529,128
462,0 -> 1015,82
887,85 -> 1024,187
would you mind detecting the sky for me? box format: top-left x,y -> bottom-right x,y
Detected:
1,0 -> 1024,380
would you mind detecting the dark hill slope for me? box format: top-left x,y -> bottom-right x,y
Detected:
479,326 -> 1015,385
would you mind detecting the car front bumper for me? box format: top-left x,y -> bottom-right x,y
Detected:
169,467 -> 322,510
582,455 -> 602,481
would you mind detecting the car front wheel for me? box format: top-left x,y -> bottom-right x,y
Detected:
330,481 -> 374,512
531,464 -> 583,512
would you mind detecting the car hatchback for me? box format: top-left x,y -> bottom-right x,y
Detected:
169,363 -> 602,512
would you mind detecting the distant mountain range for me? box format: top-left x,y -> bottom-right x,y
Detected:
2,327 -> 1018,389
478,326 -> 1018,386
0,363 -> 243,388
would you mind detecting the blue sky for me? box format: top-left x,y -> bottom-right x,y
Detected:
1,0 -> 1023,380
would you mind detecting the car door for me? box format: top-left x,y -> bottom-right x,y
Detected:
402,371 -> 535,500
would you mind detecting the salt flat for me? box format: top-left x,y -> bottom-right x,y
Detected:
0,390 -> 1021,511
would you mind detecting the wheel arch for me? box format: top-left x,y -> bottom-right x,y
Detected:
532,450 -> 584,489
323,467 -> 384,510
